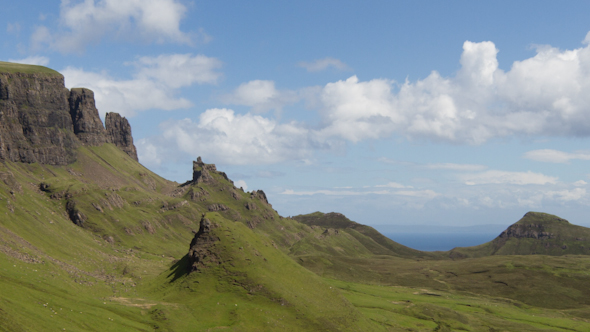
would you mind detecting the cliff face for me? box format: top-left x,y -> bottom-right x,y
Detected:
0,65 -> 138,165
69,88 -> 107,146
0,72 -> 79,165
105,112 -> 138,161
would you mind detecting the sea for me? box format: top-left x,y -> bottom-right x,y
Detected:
374,224 -> 506,252
382,232 -> 499,251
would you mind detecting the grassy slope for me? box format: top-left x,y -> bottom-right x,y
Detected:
0,61 -> 62,76
0,144 -> 380,331
2,143 -> 590,330
292,212 -> 442,259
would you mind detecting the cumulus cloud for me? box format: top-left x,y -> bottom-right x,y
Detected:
221,80 -> 299,113
138,108 -> 320,166
298,57 -> 350,72
142,34 -> 590,169
7,56 -> 50,66
460,170 -> 558,186
63,54 -> 221,117
523,149 -> 590,163
304,36 -> 590,144
234,180 -> 248,191
33,0 -> 197,53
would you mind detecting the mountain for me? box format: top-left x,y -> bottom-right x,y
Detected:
448,211 -> 590,258
291,211 -> 441,259
2,61 -> 590,331
0,62 -> 380,331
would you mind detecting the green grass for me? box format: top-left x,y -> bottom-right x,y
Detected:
327,279 -> 590,331
3,144 -> 590,330
0,61 -> 62,76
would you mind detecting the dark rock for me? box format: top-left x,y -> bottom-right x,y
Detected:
188,215 -> 219,272
69,88 -> 106,146
251,190 -> 270,206
66,200 -> 87,226
498,223 -> 554,240
39,182 -> 50,192
0,71 -> 79,165
245,202 -> 257,210
105,112 -> 138,161
192,156 -> 216,184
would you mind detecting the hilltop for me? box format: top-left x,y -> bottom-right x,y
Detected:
449,212 -> 590,258
2,62 -> 590,331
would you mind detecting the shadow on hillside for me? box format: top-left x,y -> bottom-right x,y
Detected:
168,254 -> 190,282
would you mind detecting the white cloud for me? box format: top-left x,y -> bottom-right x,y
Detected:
138,108 -> 317,166
524,149 -> 590,163
62,54 -> 221,117
460,170 -> 558,186
422,163 -> 487,171
301,35 -> 590,144
546,188 -> 586,201
221,80 -> 299,113
133,54 -> 222,88
298,57 -> 349,72
7,56 -> 50,66
34,0 -> 195,53
375,182 -> 412,189
574,180 -> 588,186
392,190 -> 439,199
234,180 -> 248,191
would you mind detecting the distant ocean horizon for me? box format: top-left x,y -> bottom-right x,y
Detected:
383,232 -> 499,252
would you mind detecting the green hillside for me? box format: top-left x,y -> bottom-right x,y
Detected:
292,211 -> 442,259
449,212 -> 590,258
0,146 -> 379,331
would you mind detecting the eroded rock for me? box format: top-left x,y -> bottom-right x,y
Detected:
188,215 -> 219,272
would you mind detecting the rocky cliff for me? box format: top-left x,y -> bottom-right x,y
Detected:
105,112 -> 138,161
0,62 -> 138,164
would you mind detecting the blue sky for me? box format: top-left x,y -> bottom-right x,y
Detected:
4,1 -> 590,229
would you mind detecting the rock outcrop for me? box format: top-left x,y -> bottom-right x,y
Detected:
105,112 -> 138,161
188,215 -> 219,272
69,88 -> 107,146
192,157 -> 218,184
498,223 -> 555,240
0,62 -> 139,165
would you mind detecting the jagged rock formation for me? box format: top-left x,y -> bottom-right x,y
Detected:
188,215 -> 219,272
69,88 -> 107,146
0,63 -> 138,165
192,156 -> 216,183
251,190 -> 270,205
191,156 -> 235,184
105,112 -> 138,161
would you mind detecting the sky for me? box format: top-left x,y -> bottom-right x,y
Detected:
3,1 -> 590,229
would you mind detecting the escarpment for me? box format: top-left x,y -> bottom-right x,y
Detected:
0,62 -> 138,165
